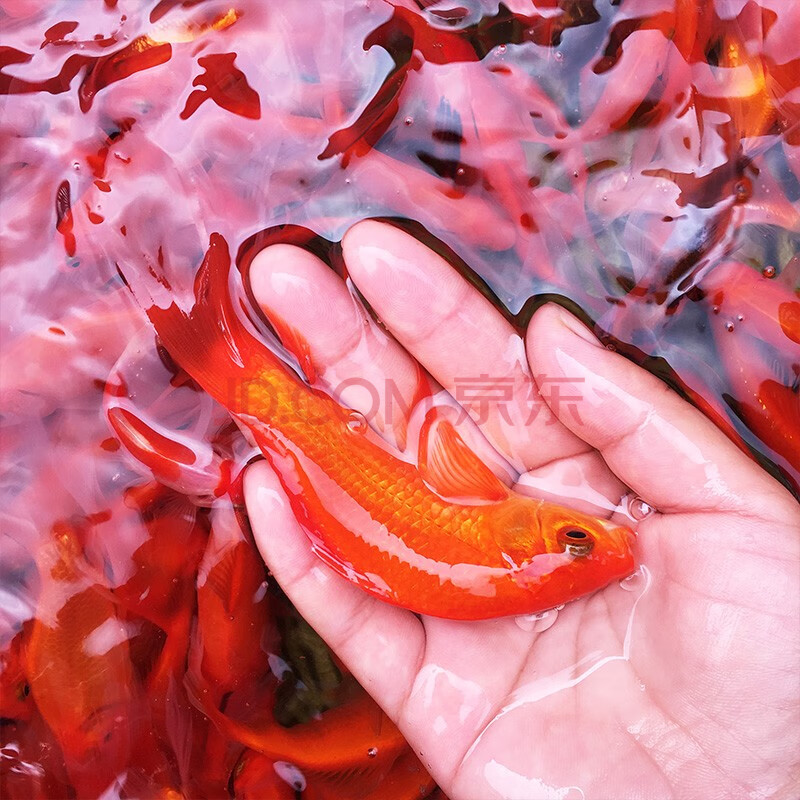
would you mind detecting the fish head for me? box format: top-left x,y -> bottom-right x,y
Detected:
537,502 -> 637,590
493,496 -> 636,598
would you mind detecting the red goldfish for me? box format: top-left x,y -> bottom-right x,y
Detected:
198,671 -> 414,799
700,261 -> 800,486
25,520 -> 138,795
129,234 -> 634,620
233,746 -> 435,800
191,493 -> 276,702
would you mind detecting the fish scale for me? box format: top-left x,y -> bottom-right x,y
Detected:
251,374 -> 498,559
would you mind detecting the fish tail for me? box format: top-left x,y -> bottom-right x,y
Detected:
124,233 -> 278,413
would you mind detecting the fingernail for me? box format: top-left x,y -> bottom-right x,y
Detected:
554,306 -> 602,347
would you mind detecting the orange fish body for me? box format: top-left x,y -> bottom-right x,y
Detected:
199,674 -> 413,798
142,235 -> 635,619
25,521 -> 137,795
233,747 -> 434,800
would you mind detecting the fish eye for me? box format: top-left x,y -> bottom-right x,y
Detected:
558,528 -> 594,556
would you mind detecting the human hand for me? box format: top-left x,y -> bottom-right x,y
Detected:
243,221 -> 800,800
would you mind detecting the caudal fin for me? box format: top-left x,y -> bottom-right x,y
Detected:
122,233 -> 279,411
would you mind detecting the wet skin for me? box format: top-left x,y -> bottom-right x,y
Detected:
244,221 -> 800,800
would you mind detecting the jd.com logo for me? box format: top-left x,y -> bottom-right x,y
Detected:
226,373 -> 585,427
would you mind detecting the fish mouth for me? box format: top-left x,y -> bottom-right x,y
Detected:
603,522 -> 638,558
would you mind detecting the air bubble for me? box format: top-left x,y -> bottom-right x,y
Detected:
762,265 -> 776,278
497,44 -> 507,55
515,608 -> 558,632
403,116 -> 413,126
620,568 -> 647,593
347,411 -> 367,433
367,747 -> 378,758
629,496 -> 654,520
724,321 -> 735,332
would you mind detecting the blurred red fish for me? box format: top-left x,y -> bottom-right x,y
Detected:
701,261 -> 800,485
192,494 -> 276,702
25,519 -> 138,795
199,672 -> 416,800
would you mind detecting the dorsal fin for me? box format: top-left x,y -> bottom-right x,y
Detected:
418,411 -> 508,502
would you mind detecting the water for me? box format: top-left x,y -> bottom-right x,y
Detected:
0,0 -> 798,797
515,608 -> 559,633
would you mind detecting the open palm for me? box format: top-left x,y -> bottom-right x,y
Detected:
243,221 -> 800,800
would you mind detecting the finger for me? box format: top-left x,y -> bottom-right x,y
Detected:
250,243 -> 421,448
243,461 -> 425,719
515,449 -> 628,519
251,242 -> 515,482
526,304 -> 798,518
342,220 -> 591,471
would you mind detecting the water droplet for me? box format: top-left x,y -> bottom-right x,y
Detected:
725,321 -> 735,332
712,305 -> 720,314
736,313 -> 744,322
762,265 -> 776,278
403,116 -> 413,126
620,568 -> 647,593
253,580 -> 268,603
347,411 -> 367,433
497,44 -> 507,55
629,496 -> 654,520
367,747 -> 378,758
515,608 -> 558,632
